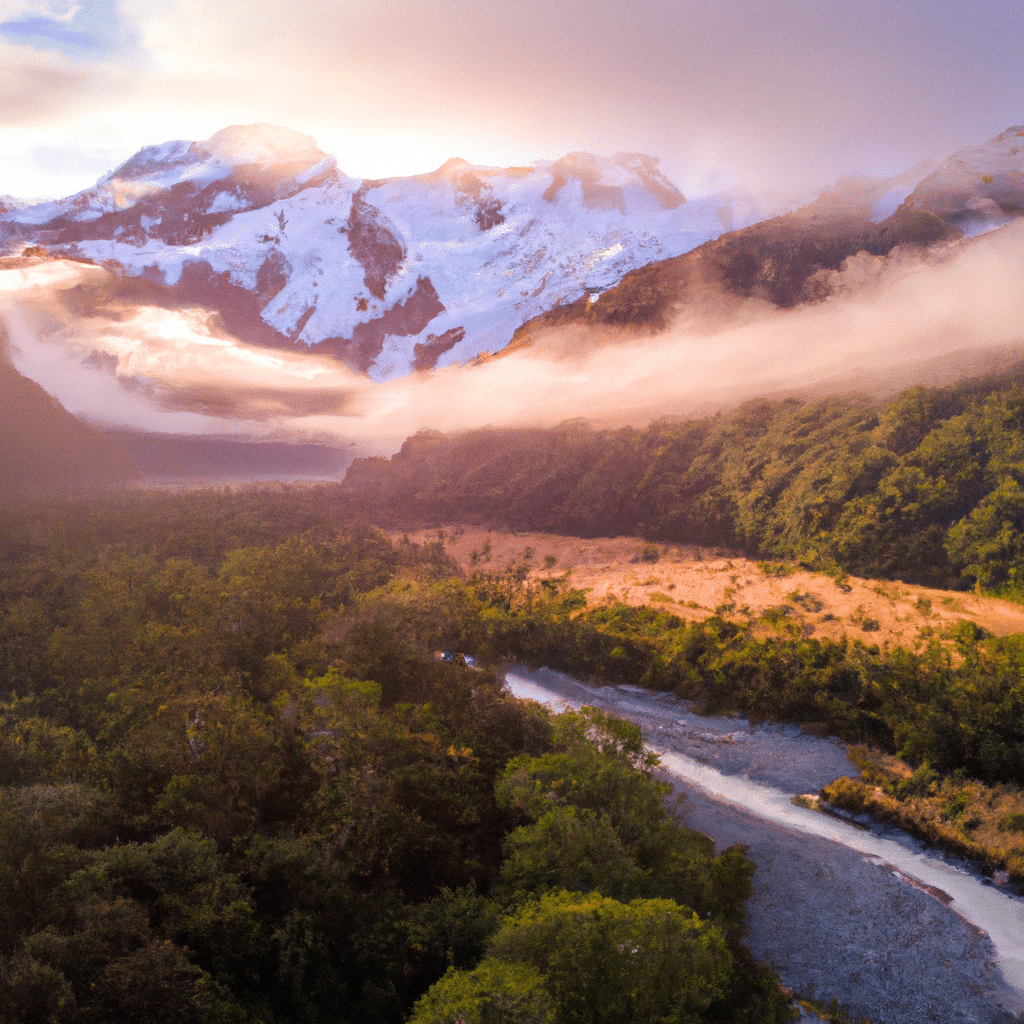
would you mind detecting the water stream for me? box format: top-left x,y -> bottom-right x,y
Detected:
503,670 -> 1024,1001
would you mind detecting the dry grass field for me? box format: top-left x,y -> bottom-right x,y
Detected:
398,527 -> 1024,648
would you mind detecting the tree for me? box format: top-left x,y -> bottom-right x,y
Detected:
499,806 -> 641,898
409,960 -> 553,1024
0,953 -> 76,1024
488,890 -> 731,1024
495,708 -> 748,923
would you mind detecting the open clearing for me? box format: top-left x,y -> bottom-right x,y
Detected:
397,527 -> 1024,647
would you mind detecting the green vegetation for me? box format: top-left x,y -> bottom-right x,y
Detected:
0,492 -> 785,1024
340,372 -> 1024,596
820,747 -> 1024,880
431,891 -> 732,1024
9,362 -> 1024,1017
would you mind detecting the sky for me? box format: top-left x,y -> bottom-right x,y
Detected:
0,0 -> 1022,202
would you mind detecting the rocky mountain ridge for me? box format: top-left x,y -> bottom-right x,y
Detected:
1,124 -> 1022,385
0,124 -> 752,380
513,127 -> 1024,342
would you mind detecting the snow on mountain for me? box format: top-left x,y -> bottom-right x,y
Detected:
0,124 -> 748,381
867,160 -> 938,223
903,126 -> 1024,236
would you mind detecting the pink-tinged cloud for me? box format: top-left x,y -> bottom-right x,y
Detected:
4,221 -> 1024,453
1,0 -> 1023,199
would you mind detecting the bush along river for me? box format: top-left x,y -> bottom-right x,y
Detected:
504,666 -> 1024,1024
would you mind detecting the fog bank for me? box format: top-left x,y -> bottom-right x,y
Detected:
3,222 -> 1024,454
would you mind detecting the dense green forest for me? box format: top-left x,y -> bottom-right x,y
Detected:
341,369 -> 1024,595
8,366 -> 1024,1019
0,494 -> 788,1024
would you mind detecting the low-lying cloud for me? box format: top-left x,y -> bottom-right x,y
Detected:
3,221 -> 1024,456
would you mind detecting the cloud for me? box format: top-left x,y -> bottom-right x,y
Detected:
0,51 -> 102,124
0,264 -> 373,437
4,221 -> 1024,454
113,0 -> 1022,193
0,1 -> 80,23
0,0 -> 129,54
0,3 -> 146,195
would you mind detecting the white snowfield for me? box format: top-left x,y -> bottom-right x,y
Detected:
0,124 -> 751,381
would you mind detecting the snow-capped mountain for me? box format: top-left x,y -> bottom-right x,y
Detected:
902,126 -> 1024,235
867,126 -> 1024,232
0,124 -> 751,380
507,125 -> 1024,340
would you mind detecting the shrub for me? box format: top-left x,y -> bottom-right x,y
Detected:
942,793 -> 969,821
822,777 -> 868,814
999,812 -> 1024,834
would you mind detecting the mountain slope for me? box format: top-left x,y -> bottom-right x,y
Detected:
0,125 -> 748,380
511,202 -> 960,341
902,125 -> 1024,234
0,346 -> 139,497
510,127 -> 1024,344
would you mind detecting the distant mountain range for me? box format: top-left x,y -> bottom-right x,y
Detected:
0,124 -> 759,381
2,124 -> 1022,387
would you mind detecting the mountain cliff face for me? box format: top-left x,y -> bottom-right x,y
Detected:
0,124 -> 748,380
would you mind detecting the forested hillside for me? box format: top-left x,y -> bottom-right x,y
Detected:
0,493 -> 786,1024
342,370 -> 1024,594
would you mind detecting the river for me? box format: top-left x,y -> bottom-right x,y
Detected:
504,666 -> 1024,1024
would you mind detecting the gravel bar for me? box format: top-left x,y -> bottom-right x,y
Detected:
505,665 -> 1024,1024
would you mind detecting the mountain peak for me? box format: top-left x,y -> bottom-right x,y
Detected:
542,151 -> 685,211
990,126 -> 1024,144
435,157 -> 472,174
201,124 -> 324,166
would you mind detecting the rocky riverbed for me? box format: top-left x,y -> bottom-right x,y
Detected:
504,665 -> 1024,1024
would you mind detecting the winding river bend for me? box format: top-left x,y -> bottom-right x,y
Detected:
504,667 -> 1024,1024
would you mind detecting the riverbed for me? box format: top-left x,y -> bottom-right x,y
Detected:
504,666 -> 1024,1024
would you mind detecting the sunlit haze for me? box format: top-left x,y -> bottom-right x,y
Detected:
0,0 -> 1021,200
